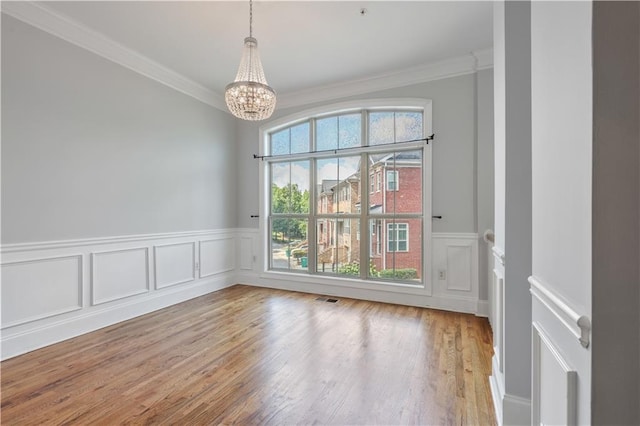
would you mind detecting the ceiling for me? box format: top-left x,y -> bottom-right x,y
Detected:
20,1 -> 493,107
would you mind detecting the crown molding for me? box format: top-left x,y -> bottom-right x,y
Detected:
277,50 -> 493,110
1,1 -> 227,111
2,2 -> 493,114
473,48 -> 494,70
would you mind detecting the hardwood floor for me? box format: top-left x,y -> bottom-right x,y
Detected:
1,285 -> 496,425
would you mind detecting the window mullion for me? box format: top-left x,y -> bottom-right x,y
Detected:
360,110 -> 370,282
308,158 -> 317,274
360,152 -> 369,280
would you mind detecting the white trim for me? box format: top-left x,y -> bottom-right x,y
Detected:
90,247 -> 150,306
0,254 -> 84,328
1,274 -> 235,360
278,51 -> 494,109
489,371 -> 505,426
0,1 -> 225,110
532,322 -> 578,426
473,48 -> 494,71
1,229 -> 230,253
433,232 -> 479,240
262,98 -> 433,138
503,393 -> 532,426
153,242 -> 196,290
199,237 -> 236,278
492,245 -> 506,265
476,299 -> 489,317
244,271 -> 480,315
529,275 -> 591,348
1,2 -> 493,113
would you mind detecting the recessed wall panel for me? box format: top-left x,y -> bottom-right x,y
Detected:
1,255 -> 82,327
91,248 -> 149,305
446,245 -> 472,291
154,242 -> 195,289
200,238 -> 235,278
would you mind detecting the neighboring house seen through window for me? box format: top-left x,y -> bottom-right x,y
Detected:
264,103 -> 430,285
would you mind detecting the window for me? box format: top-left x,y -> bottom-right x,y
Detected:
265,102 -> 429,285
387,171 -> 399,191
388,223 -> 408,252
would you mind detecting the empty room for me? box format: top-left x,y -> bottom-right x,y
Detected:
2,1 -> 639,425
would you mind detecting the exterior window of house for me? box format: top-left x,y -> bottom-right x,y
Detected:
387,223 -> 409,252
265,103 -> 429,285
387,171 -> 399,191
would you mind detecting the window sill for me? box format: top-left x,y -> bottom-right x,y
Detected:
259,269 -> 430,296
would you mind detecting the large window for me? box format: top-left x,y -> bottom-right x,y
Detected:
266,105 -> 429,285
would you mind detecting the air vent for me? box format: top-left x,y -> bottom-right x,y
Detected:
315,296 -> 339,303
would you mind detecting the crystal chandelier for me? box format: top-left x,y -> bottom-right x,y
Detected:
225,0 -> 276,121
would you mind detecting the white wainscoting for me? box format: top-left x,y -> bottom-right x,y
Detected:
200,237 -> 235,278
530,275 -> 590,425
532,322 -> 577,426
1,255 -> 83,328
489,247 -> 506,424
1,230 -> 236,360
236,229 -> 482,315
91,247 -> 149,305
2,228 -> 487,360
154,242 -> 195,289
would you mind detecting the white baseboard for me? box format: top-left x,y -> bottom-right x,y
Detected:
1,274 -> 235,360
490,371 -> 505,425
489,370 -> 531,426
238,271 -> 480,314
503,394 -> 531,426
476,299 -> 489,317
2,229 -> 487,359
1,229 -> 237,360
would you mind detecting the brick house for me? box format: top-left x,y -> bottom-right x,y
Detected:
316,152 -> 422,278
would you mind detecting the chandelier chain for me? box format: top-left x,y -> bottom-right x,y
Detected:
249,0 -> 253,39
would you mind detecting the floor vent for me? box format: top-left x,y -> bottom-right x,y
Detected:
315,297 -> 339,303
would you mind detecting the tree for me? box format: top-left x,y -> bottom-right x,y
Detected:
271,183 -> 309,241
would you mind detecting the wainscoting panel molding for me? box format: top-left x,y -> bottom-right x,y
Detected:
1,255 -> 83,328
200,238 -> 235,278
1,230 -> 236,360
529,275 -> 591,348
91,247 -> 150,305
154,242 -> 196,289
239,237 -> 254,271
446,244 -> 473,291
532,322 -> 577,426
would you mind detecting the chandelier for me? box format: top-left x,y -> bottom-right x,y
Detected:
225,0 -> 276,121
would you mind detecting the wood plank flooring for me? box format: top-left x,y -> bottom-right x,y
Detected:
1,285 -> 496,425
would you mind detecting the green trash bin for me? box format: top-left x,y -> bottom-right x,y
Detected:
300,257 -> 308,267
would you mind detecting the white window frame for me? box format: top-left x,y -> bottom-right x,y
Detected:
387,170 -> 399,191
387,223 -> 409,252
257,98 -> 433,294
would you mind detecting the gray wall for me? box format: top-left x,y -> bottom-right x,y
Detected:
503,0 -> 532,402
591,2 -> 640,424
237,71 -> 493,236
1,15 -> 237,244
477,69 -> 495,301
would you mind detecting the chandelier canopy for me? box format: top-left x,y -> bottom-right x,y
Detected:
224,0 -> 276,121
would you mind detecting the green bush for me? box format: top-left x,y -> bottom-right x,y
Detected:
337,261 -> 378,277
379,268 -> 418,280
